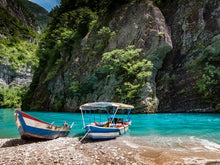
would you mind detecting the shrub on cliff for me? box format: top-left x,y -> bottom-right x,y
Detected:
0,86 -> 27,108
101,46 -> 153,103
197,41 -> 220,108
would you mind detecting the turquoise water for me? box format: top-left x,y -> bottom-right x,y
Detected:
1,108 -> 220,146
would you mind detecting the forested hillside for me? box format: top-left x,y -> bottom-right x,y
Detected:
22,0 -> 220,113
0,0 -> 48,107
22,0 -> 171,112
19,0 -> 49,30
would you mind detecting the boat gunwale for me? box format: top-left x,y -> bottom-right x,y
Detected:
15,110 -> 71,140
15,109 -> 64,129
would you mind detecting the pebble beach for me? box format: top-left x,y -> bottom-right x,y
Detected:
1,137 -> 220,165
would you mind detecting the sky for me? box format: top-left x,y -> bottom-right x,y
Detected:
28,0 -> 61,12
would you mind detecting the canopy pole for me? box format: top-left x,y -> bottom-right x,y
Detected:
94,108 -> 95,122
128,108 -> 131,121
81,107 -> 85,128
85,107 -> 87,124
110,106 -> 119,126
113,106 -> 115,127
99,109 -> 101,122
90,108 -> 91,123
122,108 -> 124,124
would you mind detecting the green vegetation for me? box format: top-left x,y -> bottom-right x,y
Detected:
178,89 -> 186,95
35,7 -> 96,85
0,5 -> 37,40
196,41 -> 220,107
23,0 -> 154,110
28,0 -> 130,89
0,39 -> 38,71
78,46 -> 153,104
0,2 -> 40,108
187,39 -> 220,110
101,46 -> 153,102
0,3 -> 39,71
22,1 -> 101,110
0,85 -> 27,108
18,0 -> 49,30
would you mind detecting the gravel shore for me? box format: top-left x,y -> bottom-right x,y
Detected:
1,137 -> 220,165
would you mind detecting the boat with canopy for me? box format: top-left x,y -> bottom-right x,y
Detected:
80,102 -> 134,140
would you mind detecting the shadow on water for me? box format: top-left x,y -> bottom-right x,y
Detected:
0,138 -> 50,148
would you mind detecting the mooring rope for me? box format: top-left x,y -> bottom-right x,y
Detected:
79,128 -> 90,143
50,129 -> 90,152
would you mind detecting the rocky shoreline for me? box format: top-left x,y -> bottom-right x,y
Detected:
1,137 -> 220,165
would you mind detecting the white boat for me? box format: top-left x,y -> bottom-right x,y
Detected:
80,102 -> 134,140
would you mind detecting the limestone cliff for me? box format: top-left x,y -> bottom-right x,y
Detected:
23,0 -> 172,112
0,0 -> 41,88
156,0 -> 220,112
0,0 -> 41,32
23,0 -> 220,113
0,0 -> 45,107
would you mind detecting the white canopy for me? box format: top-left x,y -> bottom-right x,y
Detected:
80,102 -> 134,110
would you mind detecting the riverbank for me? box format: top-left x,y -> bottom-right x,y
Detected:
1,137 -> 220,165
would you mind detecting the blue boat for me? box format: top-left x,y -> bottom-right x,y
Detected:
15,110 -> 74,140
80,102 -> 134,140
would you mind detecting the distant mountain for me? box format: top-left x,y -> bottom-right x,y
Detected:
0,0 -> 41,33
28,0 -> 60,12
20,0 -> 49,30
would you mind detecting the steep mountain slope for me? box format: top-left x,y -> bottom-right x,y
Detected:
0,0 -> 45,107
22,0 -> 172,112
156,0 -> 220,112
20,0 -> 49,30
28,0 -> 60,12
23,0 -> 220,113
0,0 -> 40,32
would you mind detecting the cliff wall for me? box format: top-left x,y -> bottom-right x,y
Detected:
0,0 -> 41,32
156,0 -> 220,112
24,0 -> 172,112
0,0 -> 40,89
0,0 -> 47,107
23,0 -> 220,113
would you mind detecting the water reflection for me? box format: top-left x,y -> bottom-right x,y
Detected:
0,108 -> 20,138
0,108 -> 16,122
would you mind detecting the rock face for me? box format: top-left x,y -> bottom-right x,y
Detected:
19,0 -> 49,30
156,0 -> 220,112
0,64 -> 32,87
0,0 -> 44,89
0,0 -> 41,32
25,1 -> 172,112
100,1 -> 173,112
23,0 -> 220,113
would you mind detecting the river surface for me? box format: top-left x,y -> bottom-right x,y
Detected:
1,108 -> 220,151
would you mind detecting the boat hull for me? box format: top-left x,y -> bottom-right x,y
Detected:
85,123 -> 130,140
15,110 -> 71,140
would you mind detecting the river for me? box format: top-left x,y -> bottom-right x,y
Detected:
1,108 -> 220,152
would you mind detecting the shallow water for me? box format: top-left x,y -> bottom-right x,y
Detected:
1,108 -> 220,150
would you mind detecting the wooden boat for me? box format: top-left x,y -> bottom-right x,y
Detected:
80,102 -> 134,140
15,110 -> 73,140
